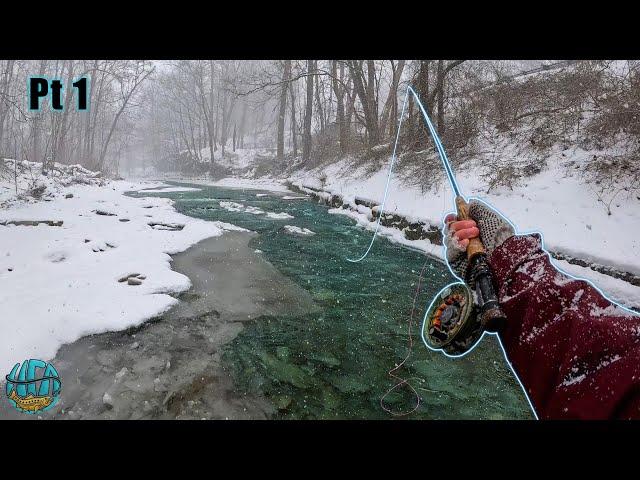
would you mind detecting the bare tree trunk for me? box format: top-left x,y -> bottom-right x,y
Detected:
276,60 -> 291,159
177,107 -> 193,158
302,60 -> 315,163
214,89 -> 220,151
51,60 -> 76,166
81,60 -> 97,160
220,93 -> 237,158
0,60 -> 16,151
252,104 -> 259,148
344,77 -> 355,151
427,60 -> 464,110
239,101 -> 247,149
32,60 -> 47,164
315,63 -> 325,135
415,60 -> 431,144
348,60 -> 379,148
417,61 -> 430,108
380,60 -> 406,138
89,65 -> 108,165
221,93 -> 228,157
289,78 -> 298,157
331,60 -> 347,154
436,60 -> 445,135
416,60 -> 465,141
205,60 -> 215,166
98,63 -> 154,169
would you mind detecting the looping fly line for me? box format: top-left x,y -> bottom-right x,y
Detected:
347,85 -> 461,263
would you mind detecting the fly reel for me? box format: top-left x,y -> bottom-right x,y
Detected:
424,282 -> 483,355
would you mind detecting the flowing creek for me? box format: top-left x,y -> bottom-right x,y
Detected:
0,182 -> 533,420
143,182 -> 532,419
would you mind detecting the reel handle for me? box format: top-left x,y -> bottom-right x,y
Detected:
455,196 -> 485,261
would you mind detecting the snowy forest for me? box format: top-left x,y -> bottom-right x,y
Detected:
1,60 -> 638,198
2,59 -> 640,421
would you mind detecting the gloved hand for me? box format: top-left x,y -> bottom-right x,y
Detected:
443,199 -> 515,281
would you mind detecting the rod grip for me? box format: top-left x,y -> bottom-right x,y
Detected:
455,196 -> 485,260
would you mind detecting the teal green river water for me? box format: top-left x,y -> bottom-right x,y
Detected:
137,182 -> 533,420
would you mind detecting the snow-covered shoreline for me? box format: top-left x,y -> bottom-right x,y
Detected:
134,153 -> 640,310
142,175 -> 292,194
284,156 -> 640,309
158,151 -> 640,309
0,171 -> 244,373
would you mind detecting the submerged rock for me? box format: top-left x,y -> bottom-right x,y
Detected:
1,220 -> 63,227
276,346 -> 291,360
258,352 -> 317,389
308,352 -> 341,368
148,222 -> 184,231
115,367 -> 128,381
271,394 -> 292,411
118,273 -> 141,282
329,374 -> 371,394
102,392 -> 114,409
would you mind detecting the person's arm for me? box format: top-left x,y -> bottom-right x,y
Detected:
445,201 -> 640,419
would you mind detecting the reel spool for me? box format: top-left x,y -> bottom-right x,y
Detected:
424,282 -> 482,355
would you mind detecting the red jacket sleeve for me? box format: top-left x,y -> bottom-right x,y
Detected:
488,234 -> 640,419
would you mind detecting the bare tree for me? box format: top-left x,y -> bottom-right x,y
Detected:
289,74 -> 298,157
302,60 -> 315,163
347,60 -> 380,148
97,61 -> 154,170
276,60 -> 291,159
380,60 -> 406,138
331,60 -> 348,154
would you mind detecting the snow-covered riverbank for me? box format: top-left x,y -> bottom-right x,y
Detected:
0,161 -> 243,373
285,156 -> 640,309
153,146 -> 640,309
143,174 -> 292,194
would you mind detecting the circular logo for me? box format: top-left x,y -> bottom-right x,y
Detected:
5,359 -> 61,414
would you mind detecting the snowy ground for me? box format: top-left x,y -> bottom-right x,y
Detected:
0,160 -> 243,374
